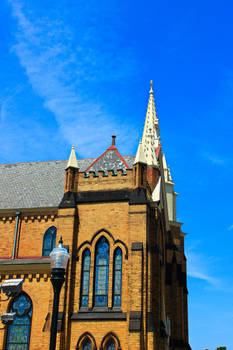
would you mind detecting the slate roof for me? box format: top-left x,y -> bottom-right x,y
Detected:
0,156 -> 135,210
85,144 -> 131,172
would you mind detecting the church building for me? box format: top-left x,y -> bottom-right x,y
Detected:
0,82 -> 191,350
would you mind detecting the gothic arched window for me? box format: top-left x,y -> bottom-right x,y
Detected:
76,332 -> 96,350
94,236 -> 109,307
113,247 -> 122,307
82,337 -> 92,350
5,293 -> 32,350
42,226 -> 57,256
105,339 -> 116,350
80,249 -> 91,308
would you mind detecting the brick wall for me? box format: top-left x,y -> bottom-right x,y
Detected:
0,165 -> 190,350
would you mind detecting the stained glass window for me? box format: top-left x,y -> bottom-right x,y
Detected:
105,339 -> 116,350
113,247 -> 122,307
42,226 -> 57,256
82,337 -> 92,350
80,249 -> 91,307
94,237 -> 109,307
6,293 -> 32,350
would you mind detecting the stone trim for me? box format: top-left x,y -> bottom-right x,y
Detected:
59,188 -> 148,208
131,242 -> 143,251
71,311 -> 127,321
129,311 -> 142,332
0,258 -> 50,265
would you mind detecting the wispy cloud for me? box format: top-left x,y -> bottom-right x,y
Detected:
0,87 -> 22,122
202,151 -> 227,165
227,224 -> 233,231
7,0 -> 138,157
186,249 -> 219,287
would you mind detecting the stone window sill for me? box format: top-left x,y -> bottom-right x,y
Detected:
71,310 -> 127,321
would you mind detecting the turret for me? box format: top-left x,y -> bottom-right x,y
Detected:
133,140 -> 147,188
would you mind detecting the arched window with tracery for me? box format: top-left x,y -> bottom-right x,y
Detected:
76,332 -> 96,350
94,236 -> 109,307
80,249 -> 91,307
42,226 -> 57,256
5,293 -> 32,350
105,338 -> 116,350
82,337 -> 92,350
113,247 -> 122,307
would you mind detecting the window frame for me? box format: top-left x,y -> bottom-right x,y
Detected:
42,226 -> 57,257
112,247 -> 122,308
80,248 -> 91,308
93,236 -> 110,308
5,292 -> 32,350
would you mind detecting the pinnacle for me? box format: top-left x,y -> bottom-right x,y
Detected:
66,145 -> 78,169
134,140 -> 147,165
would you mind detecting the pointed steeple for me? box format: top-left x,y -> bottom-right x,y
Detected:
133,140 -> 147,165
142,80 -> 160,166
66,145 -> 78,169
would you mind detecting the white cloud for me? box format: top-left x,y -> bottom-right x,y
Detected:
7,0 -> 139,157
202,151 -> 226,165
186,250 -> 219,287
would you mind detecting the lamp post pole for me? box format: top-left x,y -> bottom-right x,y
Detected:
49,237 -> 69,350
49,268 -> 65,350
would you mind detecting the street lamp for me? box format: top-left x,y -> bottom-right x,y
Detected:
49,237 -> 69,350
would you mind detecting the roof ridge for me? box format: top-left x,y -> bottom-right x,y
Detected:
0,157 -> 97,166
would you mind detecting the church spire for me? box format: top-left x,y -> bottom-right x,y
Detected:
142,80 -> 160,166
66,145 -> 78,169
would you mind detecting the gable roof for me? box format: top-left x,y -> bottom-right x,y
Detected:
0,156 -> 135,210
85,141 -> 130,172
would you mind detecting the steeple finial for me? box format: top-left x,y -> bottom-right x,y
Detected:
66,145 -> 78,169
150,80 -> 153,95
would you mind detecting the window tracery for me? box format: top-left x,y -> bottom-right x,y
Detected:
80,249 -> 91,307
113,247 -> 122,307
5,293 -> 32,350
94,236 -> 109,307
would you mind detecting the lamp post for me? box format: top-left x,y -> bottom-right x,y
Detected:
49,237 -> 69,350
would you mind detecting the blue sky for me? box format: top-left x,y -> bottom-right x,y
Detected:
0,0 -> 233,349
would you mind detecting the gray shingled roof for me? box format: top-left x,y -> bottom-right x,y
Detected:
87,150 -> 131,172
0,156 -> 135,210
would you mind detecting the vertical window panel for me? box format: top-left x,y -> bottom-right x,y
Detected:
82,337 -> 92,350
80,249 -> 91,307
94,237 -> 109,307
6,293 -> 32,350
42,226 -> 57,257
105,339 -> 116,350
113,247 -> 122,307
